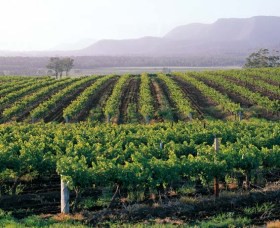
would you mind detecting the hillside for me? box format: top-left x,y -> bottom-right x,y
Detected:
1,16 -> 279,59
79,16 -> 280,57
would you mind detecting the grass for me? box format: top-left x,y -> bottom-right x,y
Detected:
0,208 -> 252,228
191,212 -> 251,228
0,202 -> 277,227
0,210 -> 88,228
243,202 -> 275,216
177,184 -> 196,195
97,213 -> 251,227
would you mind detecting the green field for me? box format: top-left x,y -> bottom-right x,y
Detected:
0,68 -> 279,227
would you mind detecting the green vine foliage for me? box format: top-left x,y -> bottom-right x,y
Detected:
0,120 -> 279,195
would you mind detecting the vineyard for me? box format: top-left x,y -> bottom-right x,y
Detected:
0,68 -> 280,226
0,69 -> 279,124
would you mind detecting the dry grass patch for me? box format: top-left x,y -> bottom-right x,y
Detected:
154,217 -> 184,225
267,220 -> 280,228
52,213 -> 85,222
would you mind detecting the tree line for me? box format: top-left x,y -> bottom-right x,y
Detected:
0,56 -> 246,76
46,50 -> 280,78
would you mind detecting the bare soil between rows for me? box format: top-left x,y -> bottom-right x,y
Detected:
172,76 -> 228,120
119,77 -> 141,124
2,182 -> 279,226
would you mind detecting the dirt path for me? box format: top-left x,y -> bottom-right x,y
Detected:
119,77 -> 141,124
150,79 -> 164,122
172,76 -> 228,120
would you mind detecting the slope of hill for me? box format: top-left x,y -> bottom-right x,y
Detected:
79,16 -> 280,57
165,16 -> 280,43
0,16 -> 279,59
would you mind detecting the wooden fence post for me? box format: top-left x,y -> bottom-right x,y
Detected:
145,116 -> 150,124
61,115 -> 70,214
61,177 -> 70,214
160,141 -> 163,150
213,137 -> 220,198
238,111 -> 242,121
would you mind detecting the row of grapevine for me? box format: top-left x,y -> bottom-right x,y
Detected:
157,73 -> 195,119
139,73 -> 154,122
175,72 -> 242,114
0,70 -> 279,123
0,77 -> 43,97
0,76 -> 33,87
63,75 -> 115,121
0,76 -> 22,82
0,78 -> 54,108
104,74 -> 130,121
0,76 -> 45,82
247,68 -> 280,83
2,78 -> 73,120
0,120 -> 279,202
194,72 -> 280,113
214,70 -> 280,96
30,76 -> 97,120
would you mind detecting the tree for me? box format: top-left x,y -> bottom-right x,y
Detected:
46,57 -> 74,79
268,51 -> 280,67
62,58 -> 74,76
46,57 -> 63,79
244,48 -> 280,68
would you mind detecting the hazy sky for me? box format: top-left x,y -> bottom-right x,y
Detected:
0,0 -> 280,51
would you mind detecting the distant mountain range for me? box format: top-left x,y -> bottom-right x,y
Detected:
1,16 -> 280,57
49,39 -> 97,51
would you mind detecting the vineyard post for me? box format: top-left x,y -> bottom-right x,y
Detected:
145,116 -> 150,124
61,178 -> 70,214
213,137 -> 220,198
61,116 -> 70,214
238,111 -> 242,121
160,141 -> 163,150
